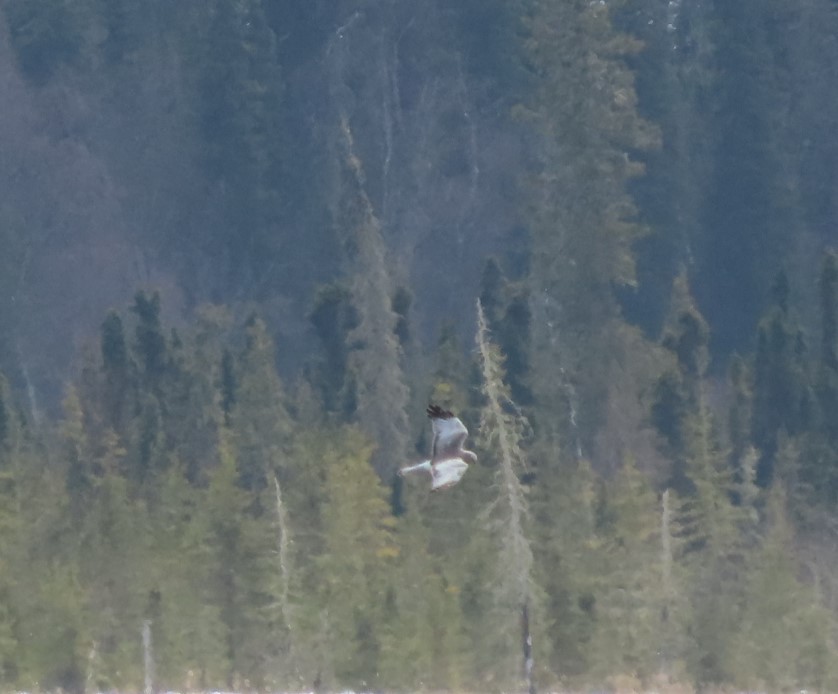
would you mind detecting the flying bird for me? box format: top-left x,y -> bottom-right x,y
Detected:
399,405 -> 477,491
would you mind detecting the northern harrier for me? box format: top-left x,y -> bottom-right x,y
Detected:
399,405 -> 477,491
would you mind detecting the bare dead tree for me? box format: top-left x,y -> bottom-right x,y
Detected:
476,299 -> 537,693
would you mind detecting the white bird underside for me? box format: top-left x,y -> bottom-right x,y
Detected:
400,458 -> 469,491
399,405 -> 476,491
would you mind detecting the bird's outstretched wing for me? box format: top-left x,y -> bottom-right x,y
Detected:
427,405 -> 468,460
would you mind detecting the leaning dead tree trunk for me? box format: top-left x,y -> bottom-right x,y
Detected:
522,602 -> 536,694
142,619 -> 154,694
476,300 -> 538,693
273,472 -> 305,684
273,474 -> 292,633
660,489 -> 673,676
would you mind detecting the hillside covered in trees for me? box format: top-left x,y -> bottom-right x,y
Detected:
2,0 -> 838,691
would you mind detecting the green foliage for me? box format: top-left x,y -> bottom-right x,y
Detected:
652,273 -> 711,494
147,463 -> 227,687
80,472 -> 148,688
525,0 -> 660,450
308,283 -> 359,417
531,458 -> 599,679
3,3 -> 838,690
318,428 -> 396,688
378,506 -> 440,688
198,0 -> 285,284
131,291 -> 167,394
230,316 -> 290,493
589,461 -> 664,682
0,271 -> 835,693
479,258 -> 533,405
19,566 -> 88,693
339,115 -> 411,477
0,376 -> 9,452
801,252 -> 838,503
728,355 -> 753,473
101,311 -> 131,434
428,323 -> 471,416
476,301 -> 539,689
61,387 -> 94,513
752,272 -> 811,483
391,286 -> 413,349
202,430 -> 279,687
730,487 -> 835,690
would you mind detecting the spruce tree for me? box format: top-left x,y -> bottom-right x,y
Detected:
339,115 -> 410,478
198,0 -> 285,285
61,387 -> 93,519
730,486 -> 835,690
525,0 -> 659,447
378,505 -> 449,689
147,461 -> 227,688
678,399 -> 751,685
230,316 -> 290,494
652,272 -> 710,495
727,355 -> 753,486
101,310 -> 131,435
131,291 -> 167,394
0,374 -> 20,686
751,271 -> 811,485
81,471 -> 149,689
308,283 -> 358,417
201,429 -> 276,687
805,251 -> 838,502
530,457 -> 598,680
318,428 -> 396,688
589,460 -> 664,684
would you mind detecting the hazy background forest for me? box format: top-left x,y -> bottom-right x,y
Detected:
1,0 -> 838,692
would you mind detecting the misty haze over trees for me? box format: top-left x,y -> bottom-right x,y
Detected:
1,0 -> 838,691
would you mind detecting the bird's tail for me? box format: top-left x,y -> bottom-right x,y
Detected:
398,460 -> 432,477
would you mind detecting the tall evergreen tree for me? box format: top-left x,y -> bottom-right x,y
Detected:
751,272 -> 811,484
814,251 -> 838,450
61,387 -> 94,518
101,310 -> 131,435
651,272 -> 711,494
728,354 -> 753,480
202,429 -> 278,687
146,462 -> 227,688
525,0 -> 659,447
339,115 -> 410,478
793,252 -> 838,505
0,373 -> 21,686
589,461 -> 666,684
198,0 -> 285,288
730,486 -> 835,690
131,291 -> 167,396
318,428 -> 396,688
696,0 -> 802,356
379,505 -> 456,690
308,283 -> 358,417
678,399 -> 751,685
230,316 -> 290,493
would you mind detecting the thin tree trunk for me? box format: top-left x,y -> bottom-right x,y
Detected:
142,619 -> 154,694
522,601 -> 536,694
660,489 -> 673,676
273,474 -> 291,631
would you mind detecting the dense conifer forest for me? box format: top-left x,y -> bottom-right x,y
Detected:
2,0 -> 838,691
